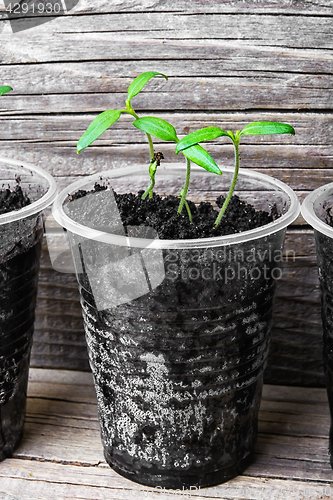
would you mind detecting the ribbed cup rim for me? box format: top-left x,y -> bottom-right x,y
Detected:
52,164 -> 300,249
301,182 -> 333,239
0,156 -> 58,225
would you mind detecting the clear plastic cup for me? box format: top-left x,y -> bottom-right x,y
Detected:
302,183 -> 333,468
0,156 -> 57,460
52,163 -> 299,488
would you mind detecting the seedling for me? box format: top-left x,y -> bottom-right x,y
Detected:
0,86 -> 12,96
175,122 -> 295,228
76,71 -> 221,219
77,72 -> 295,228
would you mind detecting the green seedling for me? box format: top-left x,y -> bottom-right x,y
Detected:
77,72 -> 295,229
132,115 -> 221,216
76,71 -> 221,217
175,122 -> 295,228
77,71 -> 167,164
0,86 -> 12,96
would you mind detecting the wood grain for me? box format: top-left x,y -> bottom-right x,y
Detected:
37,0 -> 333,15
1,10 -> 332,46
1,74 -> 332,110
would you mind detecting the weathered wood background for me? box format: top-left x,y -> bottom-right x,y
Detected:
0,0 -> 332,386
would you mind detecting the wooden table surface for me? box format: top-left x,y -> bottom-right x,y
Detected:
0,368 -> 331,500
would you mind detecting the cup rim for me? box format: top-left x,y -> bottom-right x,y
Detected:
301,182 -> 333,238
52,164 -> 300,249
0,156 -> 58,225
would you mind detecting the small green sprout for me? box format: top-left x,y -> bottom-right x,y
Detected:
77,71 -> 173,201
175,121 -> 295,228
77,72 -> 221,215
0,86 -> 12,96
141,151 -> 164,200
132,115 -> 221,215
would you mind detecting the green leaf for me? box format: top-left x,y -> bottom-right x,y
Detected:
133,116 -> 178,142
175,127 -> 229,153
240,121 -> 295,136
0,86 -> 12,96
77,110 -> 122,153
127,71 -> 168,104
182,145 -> 222,175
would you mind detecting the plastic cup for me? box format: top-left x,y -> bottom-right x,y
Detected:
52,163 -> 300,488
301,183 -> 333,468
0,156 -> 57,460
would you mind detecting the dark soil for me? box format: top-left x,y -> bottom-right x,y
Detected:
70,183 -> 276,240
0,185 -> 31,215
325,205 -> 333,227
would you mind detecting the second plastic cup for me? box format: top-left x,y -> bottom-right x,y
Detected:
0,156 -> 57,461
302,183 -> 333,468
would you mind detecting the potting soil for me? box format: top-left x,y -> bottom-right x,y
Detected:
69,184 -> 275,239
0,184 -> 31,215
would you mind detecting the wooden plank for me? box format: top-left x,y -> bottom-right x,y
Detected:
0,33 -> 332,70
28,368 -> 94,393
0,109 -> 331,179
2,0 -> 329,15
2,0 -> 331,15
0,465 -> 332,500
1,11 -> 332,48
260,402 -> 329,419
0,57 -> 331,96
0,113 -> 331,146
259,410 -> 329,438
73,0 -> 333,15
1,74 -> 331,111
39,14 -> 332,49
0,144 -> 331,192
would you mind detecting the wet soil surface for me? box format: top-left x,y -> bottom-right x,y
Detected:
0,185 -> 31,215
70,184 -> 276,239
